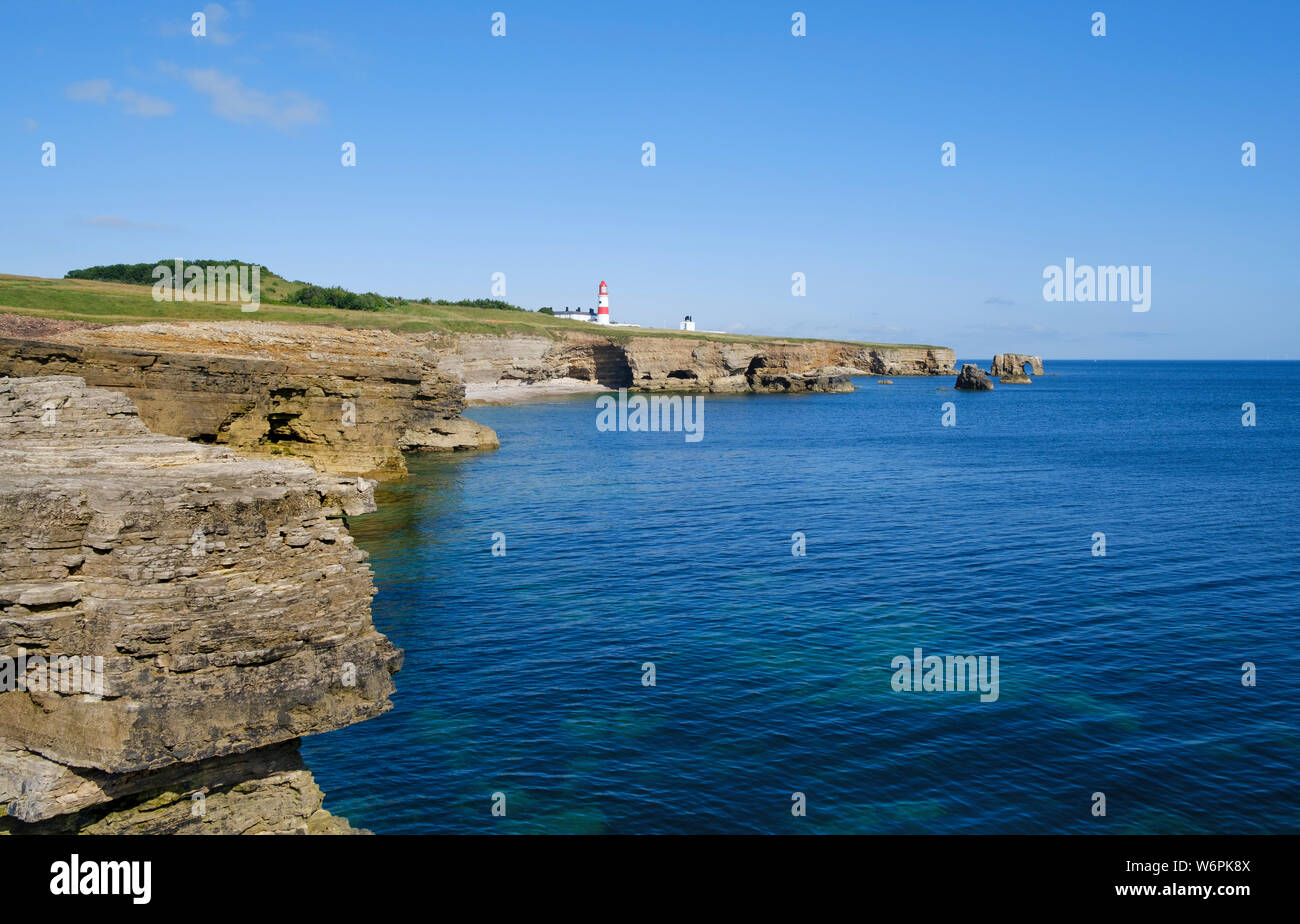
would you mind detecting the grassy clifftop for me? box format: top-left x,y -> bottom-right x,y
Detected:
0,271 -> 946,350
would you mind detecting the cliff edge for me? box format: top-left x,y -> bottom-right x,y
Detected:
0,321 -> 499,480
435,330 -> 955,400
0,376 -> 400,833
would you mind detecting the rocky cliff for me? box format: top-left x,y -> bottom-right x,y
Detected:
0,376 -> 400,833
434,330 -> 955,395
0,321 -> 498,480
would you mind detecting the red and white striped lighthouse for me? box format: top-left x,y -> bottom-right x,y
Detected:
596,280 -> 610,325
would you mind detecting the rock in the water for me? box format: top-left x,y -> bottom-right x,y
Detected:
400,415 -> 500,452
954,364 -> 995,390
999,373 -> 1032,384
990,353 -> 1044,378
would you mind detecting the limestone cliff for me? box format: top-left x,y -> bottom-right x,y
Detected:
0,376 -> 399,833
434,331 -> 955,394
0,321 -> 498,480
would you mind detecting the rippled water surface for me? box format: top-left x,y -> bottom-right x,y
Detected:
304,361 -> 1300,833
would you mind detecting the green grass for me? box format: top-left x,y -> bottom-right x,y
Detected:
0,273 -> 946,350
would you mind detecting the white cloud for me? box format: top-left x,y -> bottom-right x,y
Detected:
66,79 -> 175,118
66,79 -> 113,103
174,66 -> 325,129
115,89 -> 175,118
202,3 -> 238,46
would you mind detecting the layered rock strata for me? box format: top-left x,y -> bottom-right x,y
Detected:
0,376 -> 400,834
434,332 -> 954,394
0,321 -> 498,479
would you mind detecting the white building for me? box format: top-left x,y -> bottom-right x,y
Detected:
554,307 -> 597,322
679,315 -> 696,331
554,280 -> 613,324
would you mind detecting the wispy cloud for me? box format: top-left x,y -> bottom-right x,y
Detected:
114,89 -> 175,117
200,3 -> 239,46
956,320 -> 1059,339
984,295 -> 1015,306
66,79 -> 174,117
22,118 -> 38,132
284,31 -> 335,54
66,79 -> 113,103
79,215 -> 181,231
164,65 -> 325,129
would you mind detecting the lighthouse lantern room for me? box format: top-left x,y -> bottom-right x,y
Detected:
596,280 -> 611,325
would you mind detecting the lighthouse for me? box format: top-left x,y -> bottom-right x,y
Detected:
596,280 -> 611,325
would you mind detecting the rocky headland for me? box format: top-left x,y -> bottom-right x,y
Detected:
434,330 -> 955,402
0,310 -> 965,834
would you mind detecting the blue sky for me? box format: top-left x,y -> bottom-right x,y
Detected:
3,0 -> 1297,358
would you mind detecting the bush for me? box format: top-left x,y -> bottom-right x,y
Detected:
285,285 -> 388,311
430,298 -> 524,312
66,260 -> 269,285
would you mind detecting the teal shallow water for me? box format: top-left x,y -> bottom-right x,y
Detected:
304,361 -> 1300,833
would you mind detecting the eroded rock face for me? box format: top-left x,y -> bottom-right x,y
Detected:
1,740 -> 358,834
435,332 -> 955,393
954,364 -> 995,390
990,353 -> 1044,378
0,376 -> 399,832
0,321 -> 498,479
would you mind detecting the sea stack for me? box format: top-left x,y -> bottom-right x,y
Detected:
954,364 -> 995,391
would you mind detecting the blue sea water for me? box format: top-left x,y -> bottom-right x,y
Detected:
303,361 -> 1300,834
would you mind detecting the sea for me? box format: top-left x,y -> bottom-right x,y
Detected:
302,361 -> 1300,834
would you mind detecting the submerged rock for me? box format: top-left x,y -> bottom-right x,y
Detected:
954,364 -> 995,391
747,367 -> 854,393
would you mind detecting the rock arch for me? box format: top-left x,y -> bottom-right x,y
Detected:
989,353 -> 1044,377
